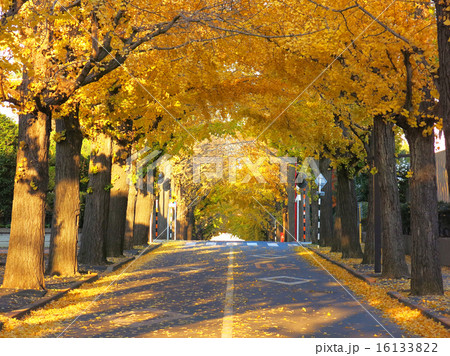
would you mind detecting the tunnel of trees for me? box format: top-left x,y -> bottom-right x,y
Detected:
0,0 -> 449,295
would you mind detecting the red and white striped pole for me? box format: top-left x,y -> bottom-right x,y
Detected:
303,188 -> 307,242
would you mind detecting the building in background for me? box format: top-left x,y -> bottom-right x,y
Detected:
435,130 -> 449,203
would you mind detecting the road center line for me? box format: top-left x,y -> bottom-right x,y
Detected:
222,246 -> 234,338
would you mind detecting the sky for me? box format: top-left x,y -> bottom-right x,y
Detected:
435,129 -> 446,153
0,104 -> 18,122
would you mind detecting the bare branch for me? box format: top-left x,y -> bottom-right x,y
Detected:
201,23 -> 326,39
354,2 -> 411,45
1,0 -> 28,25
150,33 -> 237,51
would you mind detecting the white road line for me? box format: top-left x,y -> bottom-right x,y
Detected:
247,242 -> 258,246
222,247 -> 234,338
267,243 -> 278,247
206,242 -> 217,246
185,242 -> 197,246
259,276 -> 312,285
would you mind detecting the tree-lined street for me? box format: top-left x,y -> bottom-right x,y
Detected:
0,0 -> 449,341
7,241 -> 407,338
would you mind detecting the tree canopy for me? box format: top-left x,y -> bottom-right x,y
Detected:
0,0 -> 447,295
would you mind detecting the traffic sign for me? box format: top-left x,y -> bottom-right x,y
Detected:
315,173 -> 327,189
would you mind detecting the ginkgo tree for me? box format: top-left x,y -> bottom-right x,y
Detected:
170,137 -> 289,241
432,0 -> 450,196
204,0 -> 444,294
278,0 -> 444,294
1,0 -> 204,288
0,0 -> 446,298
0,0 -> 321,289
327,0 -> 443,295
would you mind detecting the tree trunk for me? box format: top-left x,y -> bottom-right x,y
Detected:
164,180 -> 171,238
275,200 -> 283,242
175,184 -> 187,241
331,174 -> 341,253
105,140 -> 129,257
2,110 -> 50,290
405,127 -> 444,295
282,204 -> 288,241
150,198 -> 157,242
319,159 -> 333,247
177,204 -> 188,241
374,118 -> 409,278
331,203 -> 342,252
362,132 -> 375,264
79,133 -> 112,265
47,109 -> 82,276
362,172 -> 375,264
187,207 -> 194,241
275,219 -> 282,242
123,160 -> 137,250
123,181 -> 137,250
157,180 -> 169,238
337,168 -> 363,259
434,0 -> 450,196
133,179 -> 154,245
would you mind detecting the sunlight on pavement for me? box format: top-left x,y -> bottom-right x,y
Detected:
295,248 -> 450,338
210,233 -> 244,242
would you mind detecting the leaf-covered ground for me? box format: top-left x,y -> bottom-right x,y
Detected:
0,243 -> 183,337
0,246 -> 153,315
297,246 -> 450,338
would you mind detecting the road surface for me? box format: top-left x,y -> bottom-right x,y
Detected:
49,241 -> 410,338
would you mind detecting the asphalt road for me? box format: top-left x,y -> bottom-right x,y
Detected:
53,241 -> 412,338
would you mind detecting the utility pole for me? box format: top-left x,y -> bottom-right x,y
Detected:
315,173 -> 327,242
295,192 -> 301,242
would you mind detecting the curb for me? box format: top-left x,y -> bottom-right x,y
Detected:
133,243 -> 162,258
104,257 -> 135,274
103,243 -> 162,274
140,243 -> 162,256
307,247 -> 450,330
387,291 -> 450,330
0,243 -> 163,332
308,247 -> 377,284
0,273 -> 99,321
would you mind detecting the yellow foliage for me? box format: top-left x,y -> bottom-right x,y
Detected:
52,131 -> 66,143
296,248 -> 450,338
0,243 -> 181,337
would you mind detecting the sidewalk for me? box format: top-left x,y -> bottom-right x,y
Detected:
0,244 -> 161,330
306,245 -> 450,330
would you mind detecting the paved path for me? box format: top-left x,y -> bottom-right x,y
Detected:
49,241 -> 411,338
